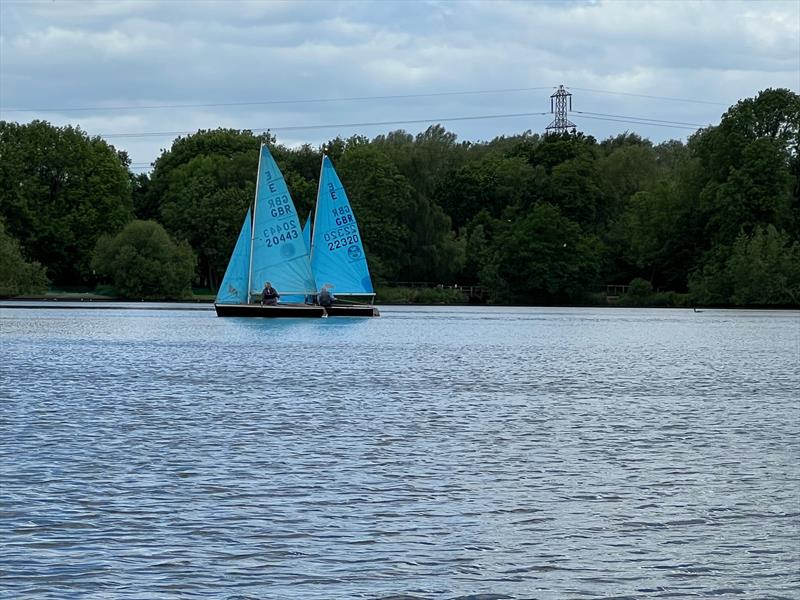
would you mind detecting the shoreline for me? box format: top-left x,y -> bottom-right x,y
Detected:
1,298 -> 797,311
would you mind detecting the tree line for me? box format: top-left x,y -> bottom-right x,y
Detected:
1,88 -> 798,305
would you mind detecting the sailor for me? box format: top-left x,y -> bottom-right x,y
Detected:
261,281 -> 280,306
318,284 -> 335,307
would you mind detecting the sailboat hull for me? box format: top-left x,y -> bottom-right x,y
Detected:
325,305 -> 380,317
214,303 -> 325,318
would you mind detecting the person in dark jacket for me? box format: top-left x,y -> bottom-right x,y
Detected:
318,285 -> 335,307
261,281 -> 280,306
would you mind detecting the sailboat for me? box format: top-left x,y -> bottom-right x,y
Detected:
309,155 -> 379,317
214,144 -> 325,318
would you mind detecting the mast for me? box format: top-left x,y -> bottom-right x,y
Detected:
309,153 -> 325,267
247,143 -> 264,302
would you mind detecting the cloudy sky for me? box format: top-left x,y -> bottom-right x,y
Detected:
1,0 -> 798,172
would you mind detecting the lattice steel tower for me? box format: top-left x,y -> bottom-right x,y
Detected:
546,85 -> 576,135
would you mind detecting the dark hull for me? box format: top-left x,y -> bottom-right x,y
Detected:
215,303 -> 325,318
325,304 -> 380,317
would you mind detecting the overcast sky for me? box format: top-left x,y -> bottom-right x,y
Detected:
1,0 -> 798,171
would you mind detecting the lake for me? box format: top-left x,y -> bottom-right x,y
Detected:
1,304 -> 798,599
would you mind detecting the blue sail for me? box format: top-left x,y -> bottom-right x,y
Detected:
302,213 -> 311,252
215,208 -> 252,304
281,215 -> 314,303
249,144 -> 317,300
311,156 -> 374,295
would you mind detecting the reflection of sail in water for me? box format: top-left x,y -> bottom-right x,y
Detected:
214,144 -> 322,318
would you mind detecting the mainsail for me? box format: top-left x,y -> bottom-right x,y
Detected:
310,156 -> 374,295
249,144 -> 317,299
215,208 -> 252,305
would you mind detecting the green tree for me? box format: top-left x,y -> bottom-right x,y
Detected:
435,156 -> 540,229
596,140 -> 659,224
158,154 -> 255,288
132,172 -> 154,220
624,277 -> 654,305
728,225 -> 800,305
698,136 -> 793,246
484,203 -> 603,303
0,218 -> 48,296
546,155 -> 604,227
681,89 -> 800,303
462,219 -> 491,285
92,220 -> 196,300
147,129 -> 266,288
513,132 -> 607,229
0,120 -> 133,285
688,226 -> 800,307
692,88 -> 798,247
372,126 -> 470,202
336,145 -> 415,282
609,173 -> 702,292
404,196 -> 465,283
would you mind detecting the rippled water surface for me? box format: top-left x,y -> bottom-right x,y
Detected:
1,304 -> 798,599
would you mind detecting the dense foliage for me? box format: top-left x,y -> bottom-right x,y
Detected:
0,88 -> 797,305
0,218 -> 48,296
92,220 -> 196,300
0,120 -> 133,285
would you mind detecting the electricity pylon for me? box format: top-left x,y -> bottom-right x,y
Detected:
546,85 -> 576,135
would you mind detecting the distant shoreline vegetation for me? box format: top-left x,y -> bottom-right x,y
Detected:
6,287 -> 799,310
1,88 -> 798,307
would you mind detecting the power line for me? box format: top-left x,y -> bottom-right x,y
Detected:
571,87 -> 728,106
97,108 -> 708,140
576,114 -> 700,130
0,84 -> 732,114
0,86 -> 554,113
98,111 -> 552,139
573,110 -> 704,127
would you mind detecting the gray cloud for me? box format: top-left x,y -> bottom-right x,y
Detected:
1,0 -> 797,169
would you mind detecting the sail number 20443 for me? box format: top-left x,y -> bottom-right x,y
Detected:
263,217 -> 300,249
264,228 -> 299,248
261,194 -> 299,248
